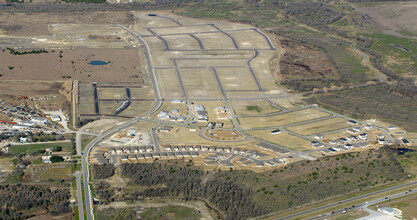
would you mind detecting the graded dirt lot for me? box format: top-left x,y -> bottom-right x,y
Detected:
0,48 -> 143,82
353,2 -> 417,39
271,98 -> 300,110
238,108 -> 331,129
247,130 -> 311,152
118,101 -> 154,117
286,117 -> 351,136
0,11 -> 131,36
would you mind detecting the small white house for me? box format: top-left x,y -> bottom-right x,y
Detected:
364,124 -> 374,130
313,135 -> 323,140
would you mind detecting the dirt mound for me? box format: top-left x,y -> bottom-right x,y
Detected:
279,39 -> 338,80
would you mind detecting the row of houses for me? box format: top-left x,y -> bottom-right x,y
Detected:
162,144 -> 231,152
161,145 -> 269,158
113,151 -> 200,163
321,142 -> 371,154
108,146 -> 154,154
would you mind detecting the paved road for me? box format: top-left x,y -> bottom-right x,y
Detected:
78,24 -> 165,220
72,80 -> 78,129
313,186 -> 417,220
74,171 -> 84,220
275,181 -> 417,220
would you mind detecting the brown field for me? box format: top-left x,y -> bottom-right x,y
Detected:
247,130 -> 311,152
238,108 -> 331,129
271,98 -> 300,110
0,48 -> 143,82
79,83 -> 95,115
0,80 -> 69,110
353,2 -> 417,39
27,163 -> 72,182
98,88 -> 127,100
0,11 -> 131,36
286,117 -> 351,136
118,101 -> 155,117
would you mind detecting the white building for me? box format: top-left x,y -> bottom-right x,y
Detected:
157,111 -> 170,120
31,117 -> 48,124
50,114 -> 61,122
377,207 -> 397,215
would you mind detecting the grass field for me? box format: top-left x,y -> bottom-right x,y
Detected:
141,205 -> 203,220
286,117 -> 351,136
8,141 -> 72,155
238,108 -> 331,129
370,33 -> 417,76
81,135 -> 96,151
231,100 -> 281,116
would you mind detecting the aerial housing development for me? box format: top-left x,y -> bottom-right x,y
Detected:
0,1 -> 417,220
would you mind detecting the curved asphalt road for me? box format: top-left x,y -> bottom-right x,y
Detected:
80,24 -> 163,220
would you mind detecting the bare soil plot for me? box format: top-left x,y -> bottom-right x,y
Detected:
180,68 -> 222,99
99,101 -> 122,115
353,2 -> 417,39
0,48 -> 143,82
118,101 -> 155,117
231,100 -> 281,116
177,58 -> 248,68
155,68 -> 183,99
322,130 -> 353,141
228,30 -> 271,49
98,88 -> 127,100
151,25 -> 218,36
193,32 -> 236,50
83,118 -> 128,134
164,34 -> 202,50
216,67 -> 260,91
238,108 -> 331,129
130,86 -> 154,99
247,130 -> 311,152
271,98 -> 300,110
286,117 -> 351,136
251,50 -> 285,93
79,83 -> 95,115
0,11 -> 131,36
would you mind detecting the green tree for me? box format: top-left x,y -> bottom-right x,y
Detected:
50,155 -> 64,163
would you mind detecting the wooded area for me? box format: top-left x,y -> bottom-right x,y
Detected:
0,184 -> 70,219
307,78 -> 417,131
